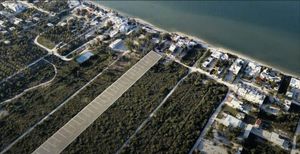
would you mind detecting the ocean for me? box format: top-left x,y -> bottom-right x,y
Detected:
97,1 -> 300,76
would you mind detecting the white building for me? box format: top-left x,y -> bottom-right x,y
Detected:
109,39 -> 127,52
219,113 -> 244,128
2,2 -> 26,13
226,95 -> 244,111
13,18 -> 22,25
260,68 -> 281,83
0,20 -> 5,27
234,82 -> 266,105
245,62 -> 261,77
229,58 -> 244,75
169,44 -> 177,53
289,78 -> 300,90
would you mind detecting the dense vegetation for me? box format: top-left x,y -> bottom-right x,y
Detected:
0,35 -> 47,81
258,109 -> 300,137
0,59 -> 55,102
62,61 -> 188,153
0,45 -> 115,151
6,53 -> 140,154
120,73 -> 228,154
40,17 -> 91,45
32,0 -> 69,13
181,47 -> 206,66
0,6 -> 69,81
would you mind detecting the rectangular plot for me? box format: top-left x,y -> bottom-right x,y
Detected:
33,51 -> 162,154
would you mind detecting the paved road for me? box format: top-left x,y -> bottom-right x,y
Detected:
0,58 -> 57,105
32,51 -> 162,154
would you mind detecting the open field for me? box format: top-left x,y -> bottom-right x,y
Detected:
0,46 -> 116,151
120,73 -> 228,154
61,60 -> 188,153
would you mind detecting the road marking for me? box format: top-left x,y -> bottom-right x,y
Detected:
33,51 -> 162,154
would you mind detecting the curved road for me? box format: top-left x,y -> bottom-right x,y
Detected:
0,58 -> 57,105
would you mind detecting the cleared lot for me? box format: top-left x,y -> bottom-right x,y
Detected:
33,51 -> 162,154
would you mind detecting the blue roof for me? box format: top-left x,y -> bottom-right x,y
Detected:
76,51 -> 94,64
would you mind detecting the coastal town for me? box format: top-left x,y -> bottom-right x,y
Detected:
0,1 -> 300,154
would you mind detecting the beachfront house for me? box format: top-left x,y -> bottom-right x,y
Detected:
286,78 -> 300,103
229,58 -> 244,75
244,62 -> 262,79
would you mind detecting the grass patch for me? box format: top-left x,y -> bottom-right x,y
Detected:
37,36 -> 56,50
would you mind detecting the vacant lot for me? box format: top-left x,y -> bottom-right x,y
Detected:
6,52 -> 141,154
62,61 -> 188,153
120,73 -> 228,154
0,35 -> 47,81
0,45 -> 116,151
0,59 -> 55,103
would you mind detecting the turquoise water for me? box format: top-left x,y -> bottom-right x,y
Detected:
98,1 -> 300,76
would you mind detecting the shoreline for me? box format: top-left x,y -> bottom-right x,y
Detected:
89,1 -> 299,78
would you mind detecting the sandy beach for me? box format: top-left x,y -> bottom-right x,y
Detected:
88,1 -> 299,78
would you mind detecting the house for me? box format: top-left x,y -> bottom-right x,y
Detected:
119,23 -> 132,33
109,29 -> 119,38
2,2 -> 26,13
13,18 -> 23,25
260,68 -> 282,83
225,94 -> 253,114
32,17 -> 40,21
229,58 -> 244,75
4,40 -> 10,44
168,44 -> 177,53
0,20 -> 4,27
289,78 -> 300,90
202,57 -> 214,68
244,62 -> 261,77
270,132 -> 290,150
76,51 -> 94,64
109,39 -> 127,52
251,128 -> 290,150
235,82 -> 266,105
286,78 -> 300,103
218,113 -> 244,128
47,23 -> 54,27
9,27 -> 15,31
